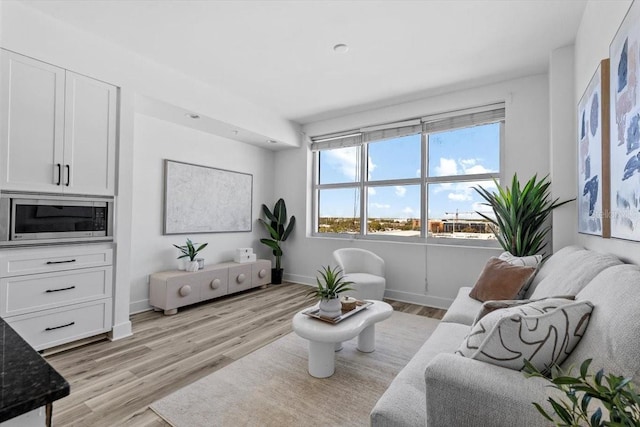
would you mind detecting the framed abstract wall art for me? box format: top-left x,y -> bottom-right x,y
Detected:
610,0 -> 640,242
163,160 -> 253,235
578,59 -> 610,237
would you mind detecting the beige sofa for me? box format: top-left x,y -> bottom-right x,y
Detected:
370,246 -> 640,426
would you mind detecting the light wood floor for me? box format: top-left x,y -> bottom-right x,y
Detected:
45,283 -> 446,426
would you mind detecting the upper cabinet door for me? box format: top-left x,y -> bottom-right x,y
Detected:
63,72 -> 117,196
0,51 -> 65,193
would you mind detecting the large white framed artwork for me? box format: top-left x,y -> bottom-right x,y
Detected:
163,160 -> 253,234
610,0 -> 640,242
578,59 -> 610,237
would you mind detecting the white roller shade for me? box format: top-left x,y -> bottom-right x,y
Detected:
310,132 -> 363,151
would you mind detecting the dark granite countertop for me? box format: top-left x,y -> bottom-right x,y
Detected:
0,317 -> 69,423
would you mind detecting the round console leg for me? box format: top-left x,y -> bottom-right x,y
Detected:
164,308 -> 178,316
308,341 -> 336,378
357,324 -> 376,353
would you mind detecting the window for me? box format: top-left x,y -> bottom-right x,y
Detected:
311,105 -> 504,244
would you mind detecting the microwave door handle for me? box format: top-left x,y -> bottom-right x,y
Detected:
65,164 -> 70,187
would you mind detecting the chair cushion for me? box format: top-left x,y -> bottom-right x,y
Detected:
525,245 -> 583,297
342,273 -> 385,301
469,258 -> 536,302
456,298 -> 594,375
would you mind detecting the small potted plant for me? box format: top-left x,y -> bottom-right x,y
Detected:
173,238 -> 208,272
308,265 -> 354,318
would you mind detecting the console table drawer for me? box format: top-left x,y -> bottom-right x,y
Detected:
0,246 -> 113,277
228,264 -> 253,292
6,299 -> 112,351
252,260 -> 271,286
0,267 -> 112,317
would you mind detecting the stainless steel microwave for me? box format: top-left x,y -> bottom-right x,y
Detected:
0,192 -> 114,247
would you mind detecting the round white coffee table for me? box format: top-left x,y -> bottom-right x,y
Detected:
292,300 -> 393,378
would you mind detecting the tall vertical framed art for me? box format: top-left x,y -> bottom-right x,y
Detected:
578,59 -> 610,237
610,0 -> 640,242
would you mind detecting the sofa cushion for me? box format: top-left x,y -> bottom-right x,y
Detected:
370,321 -> 469,427
440,286 -> 482,326
456,298 -> 593,374
498,251 -> 543,298
473,295 -> 576,325
469,258 -> 536,302
528,249 -> 622,299
563,264 -> 640,385
525,245 -> 583,297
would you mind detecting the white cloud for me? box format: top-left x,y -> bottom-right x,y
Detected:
465,164 -> 492,174
367,156 -> 378,180
435,158 -> 458,176
395,186 -> 407,197
448,192 -> 472,202
371,202 -> 390,209
460,158 -> 477,167
368,187 -> 377,196
416,168 -> 421,177
402,207 -> 415,215
325,147 -> 358,180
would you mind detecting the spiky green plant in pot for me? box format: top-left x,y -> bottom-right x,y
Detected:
474,174 -> 575,257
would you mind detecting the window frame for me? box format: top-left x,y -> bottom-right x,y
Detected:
311,105 -> 505,246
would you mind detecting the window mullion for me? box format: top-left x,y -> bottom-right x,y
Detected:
360,142 -> 367,236
421,132 -> 427,239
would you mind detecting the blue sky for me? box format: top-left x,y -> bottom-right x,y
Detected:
319,123 -> 500,220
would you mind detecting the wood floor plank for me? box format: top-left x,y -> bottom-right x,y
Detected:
46,283 -> 446,426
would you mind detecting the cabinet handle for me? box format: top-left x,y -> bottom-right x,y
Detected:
56,163 -> 62,185
46,259 -> 76,265
65,164 -> 70,187
45,321 -> 75,331
45,285 -> 76,293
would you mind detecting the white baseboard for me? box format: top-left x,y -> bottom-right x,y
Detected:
283,273 -> 315,286
284,273 -> 452,309
130,299 -> 153,315
381,289 -> 453,310
109,320 -> 133,341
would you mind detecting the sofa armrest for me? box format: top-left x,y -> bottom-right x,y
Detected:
424,353 -> 559,427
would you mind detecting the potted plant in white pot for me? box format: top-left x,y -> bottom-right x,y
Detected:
173,238 -> 208,272
308,265 -> 354,318
474,174 -> 575,257
258,198 -> 296,284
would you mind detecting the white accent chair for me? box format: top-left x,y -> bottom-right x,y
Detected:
333,248 -> 386,301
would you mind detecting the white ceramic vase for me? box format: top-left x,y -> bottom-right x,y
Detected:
177,258 -> 187,271
185,260 -> 200,272
319,297 -> 342,318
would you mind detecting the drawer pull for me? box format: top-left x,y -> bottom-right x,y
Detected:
237,273 -> 246,284
46,259 -> 77,265
46,285 -> 76,293
45,321 -> 75,331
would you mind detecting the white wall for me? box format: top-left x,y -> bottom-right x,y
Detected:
130,114 -> 275,312
570,0 -> 640,265
275,74 -> 550,308
549,45 -> 577,251
0,1 -> 299,330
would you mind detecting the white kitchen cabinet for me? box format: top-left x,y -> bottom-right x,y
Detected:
0,244 -> 114,351
0,50 -> 117,196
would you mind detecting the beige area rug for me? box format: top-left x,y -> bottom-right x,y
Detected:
150,311 -> 440,427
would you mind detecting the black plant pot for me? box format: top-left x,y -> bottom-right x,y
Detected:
271,268 -> 284,285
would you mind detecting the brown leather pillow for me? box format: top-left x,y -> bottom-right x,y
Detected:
469,257 -> 536,302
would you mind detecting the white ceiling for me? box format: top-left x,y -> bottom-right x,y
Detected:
22,0 -> 587,125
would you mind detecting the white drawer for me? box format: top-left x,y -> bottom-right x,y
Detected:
0,267 -> 112,317
0,245 -> 113,277
6,298 -> 112,351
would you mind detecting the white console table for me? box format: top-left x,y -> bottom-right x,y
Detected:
149,259 -> 271,315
